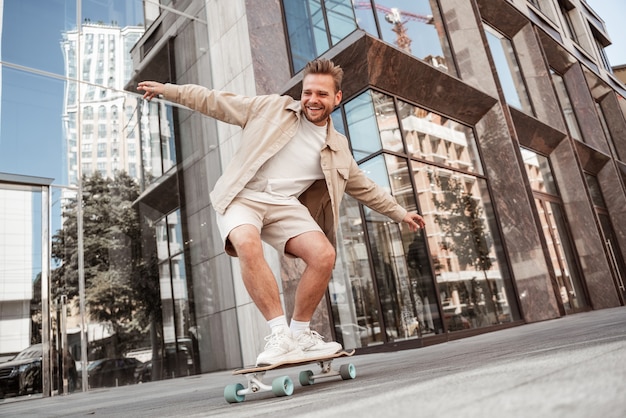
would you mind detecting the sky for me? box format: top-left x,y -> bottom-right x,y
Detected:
586,0 -> 626,66
0,0 -> 143,184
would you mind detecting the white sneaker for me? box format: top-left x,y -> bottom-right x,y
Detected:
296,329 -> 342,358
256,327 -> 303,366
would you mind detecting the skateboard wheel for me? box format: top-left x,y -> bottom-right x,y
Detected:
224,383 -> 245,403
339,363 -> 356,380
272,376 -> 294,397
299,370 -> 315,386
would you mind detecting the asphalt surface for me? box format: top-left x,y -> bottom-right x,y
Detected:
2,307 -> 625,417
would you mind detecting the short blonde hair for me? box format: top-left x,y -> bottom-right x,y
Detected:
303,58 -> 343,93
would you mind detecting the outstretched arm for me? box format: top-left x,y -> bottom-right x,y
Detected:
137,81 -> 165,101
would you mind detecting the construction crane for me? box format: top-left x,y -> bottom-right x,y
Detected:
354,2 -> 434,53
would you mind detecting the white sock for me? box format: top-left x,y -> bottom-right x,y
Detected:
290,319 -> 310,338
267,315 -> 289,333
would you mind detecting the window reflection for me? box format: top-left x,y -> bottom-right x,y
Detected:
331,154 -> 442,348
551,70 -> 582,141
520,148 -> 558,195
353,0 -> 450,71
283,0 -> 451,73
331,195 -> 383,347
484,24 -> 533,115
398,100 -> 483,174
335,88 -> 515,337
418,164 -> 513,329
345,91 -> 382,160
155,210 -> 195,378
1,0 -> 191,396
363,155 -> 442,340
528,0 -> 557,23
586,173 -> 626,298
522,148 -> 587,312
61,22 -> 145,187
1,69 -> 67,182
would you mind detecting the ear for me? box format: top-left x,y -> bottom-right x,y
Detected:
334,90 -> 343,106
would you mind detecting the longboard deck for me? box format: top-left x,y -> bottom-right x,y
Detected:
233,349 -> 355,375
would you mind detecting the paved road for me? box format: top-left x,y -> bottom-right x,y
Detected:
2,307 -> 625,417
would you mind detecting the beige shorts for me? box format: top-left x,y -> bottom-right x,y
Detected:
216,197 -> 323,257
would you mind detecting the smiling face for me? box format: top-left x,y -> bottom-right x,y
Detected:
301,73 -> 343,126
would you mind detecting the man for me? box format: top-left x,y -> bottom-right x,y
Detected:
138,59 -> 425,366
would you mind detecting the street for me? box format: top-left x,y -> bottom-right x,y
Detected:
2,307 -> 625,417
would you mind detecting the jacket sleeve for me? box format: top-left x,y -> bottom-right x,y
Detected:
162,84 -> 258,127
344,158 -> 408,223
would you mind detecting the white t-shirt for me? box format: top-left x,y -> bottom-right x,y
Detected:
238,116 -> 327,204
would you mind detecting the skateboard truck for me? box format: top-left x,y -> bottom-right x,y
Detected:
224,372 -> 294,403
298,359 -> 356,386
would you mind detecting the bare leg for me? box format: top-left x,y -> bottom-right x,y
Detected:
284,231 -> 336,322
228,224 -> 284,320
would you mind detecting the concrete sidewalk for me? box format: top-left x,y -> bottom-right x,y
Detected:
2,307 -> 625,417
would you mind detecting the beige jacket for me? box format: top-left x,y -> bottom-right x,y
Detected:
162,84 -> 407,251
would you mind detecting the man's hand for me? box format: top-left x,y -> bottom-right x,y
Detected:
137,81 -> 165,101
402,212 -> 426,232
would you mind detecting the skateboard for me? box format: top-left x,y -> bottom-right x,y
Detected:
224,350 -> 356,403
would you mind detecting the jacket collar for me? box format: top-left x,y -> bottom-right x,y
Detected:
325,118 -> 343,151
291,100 -> 343,151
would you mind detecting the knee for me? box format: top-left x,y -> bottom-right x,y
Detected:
230,232 -> 263,261
314,243 -> 336,273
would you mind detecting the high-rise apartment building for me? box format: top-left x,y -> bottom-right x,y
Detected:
61,23 -> 144,185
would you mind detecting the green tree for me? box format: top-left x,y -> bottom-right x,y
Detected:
430,172 -> 498,324
430,173 -> 492,273
51,172 -> 160,356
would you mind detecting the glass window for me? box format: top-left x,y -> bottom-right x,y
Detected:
595,37 -> 612,72
1,69 -> 68,183
584,173 -> 606,209
362,155 -> 443,340
139,99 -> 176,185
535,199 -> 587,311
595,101 -> 619,157
551,69 -> 582,141
283,0 -> 332,72
160,104 -> 177,173
522,148 -> 588,312
344,90 -> 405,159
484,24 -> 533,114
325,0 -> 357,44
345,91 -> 382,160
374,1 -> 445,68
2,1 -> 77,76
520,148 -> 558,195
84,106 -> 94,120
283,1 -> 450,73
335,88 -> 517,336
529,0 -> 557,22
353,1 -> 451,71
558,0 -> 578,43
353,1 -> 379,36
330,194 -> 384,347
421,164 -> 514,330
0,184 -> 43,351
97,143 -> 107,158
155,210 -> 193,375
399,100 -> 483,174
1,0 -> 179,395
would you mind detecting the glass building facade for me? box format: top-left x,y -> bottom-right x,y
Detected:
1,0 -> 625,400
